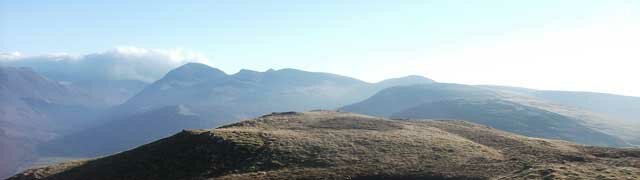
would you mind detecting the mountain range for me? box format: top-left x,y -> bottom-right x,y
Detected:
37,63 -> 436,157
117,63 -> 435,116
341,83 -> 640,147
2,62 -> 640,179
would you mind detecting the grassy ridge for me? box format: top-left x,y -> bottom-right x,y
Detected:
10,111 -> 640,180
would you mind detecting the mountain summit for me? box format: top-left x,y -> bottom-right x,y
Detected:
375,75 -> 435,87
161,63 -> 227,82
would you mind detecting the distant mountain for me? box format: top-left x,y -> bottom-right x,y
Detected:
532,91 -> 640,122
342,83 -> 498,117
0,51 -> 178,106
374,75 -> 435,88
119,63 -> 433,115
0,67 -> 109,135
0,67 -> 106,179
42,63 -> 435,157
10,111 -> 640,180
342,83 -> 640,147
39,105 -> 234,157
391,99 -> 626,146
118,63 -> 419,116
0,62 -> 148,107
481,85 -> 640,123
0,67 -> 95,106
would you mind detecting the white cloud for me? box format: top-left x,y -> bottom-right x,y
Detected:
0,52 -> 23,60
0,47 -> 210,83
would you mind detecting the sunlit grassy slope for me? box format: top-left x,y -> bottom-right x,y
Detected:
10,111 -> 639,180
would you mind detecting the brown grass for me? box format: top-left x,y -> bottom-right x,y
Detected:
9,111 -> 640,180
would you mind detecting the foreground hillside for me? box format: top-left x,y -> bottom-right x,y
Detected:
10,111 -> 640,180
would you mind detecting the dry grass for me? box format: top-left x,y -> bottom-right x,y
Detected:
9,111 -> 640,180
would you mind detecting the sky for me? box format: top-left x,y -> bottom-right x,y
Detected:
1,0 -> 639,96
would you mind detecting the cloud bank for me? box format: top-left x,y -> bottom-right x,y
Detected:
0,47 -> 209,83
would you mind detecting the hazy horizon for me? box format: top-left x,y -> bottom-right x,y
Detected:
2,0 -> 639,96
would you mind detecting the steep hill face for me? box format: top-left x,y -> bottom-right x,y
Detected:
10,111 -> 640,180
341,83 -> 639,147
0,67 -> 106,179
38,105 -> 234,157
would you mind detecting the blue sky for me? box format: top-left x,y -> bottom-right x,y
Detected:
1,0 -> 640,96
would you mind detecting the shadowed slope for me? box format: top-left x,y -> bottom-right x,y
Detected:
0,66 -> 107,179
10,111 -> 640,180
38,105 -> 234,157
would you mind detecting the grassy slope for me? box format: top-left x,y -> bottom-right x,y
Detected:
491,90 -> 640,146
342,83 -> 640,147
391,99 -> 628,147
9,111 -> 640,180
478,85 -> 640,146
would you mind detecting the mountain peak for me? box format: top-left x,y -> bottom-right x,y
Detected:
0,66 -> 77,100
232,69 -> 263,81
375,75 -> 435,87
161,63 -> 226,82
233,69 -> 262,77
